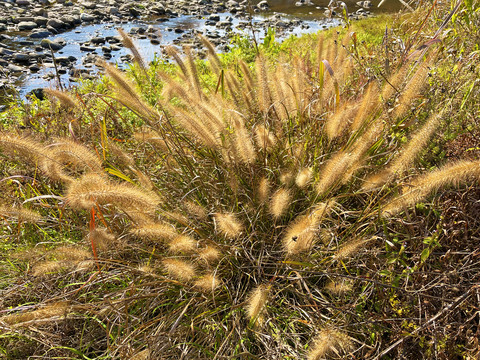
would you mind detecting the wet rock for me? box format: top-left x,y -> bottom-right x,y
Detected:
151,5 -> 165,15
29,30 -> 52,38
79,44 -> 97,52
209,14 -> 220,22
41,38 -> 65,51
0,24 -> 7,32
29,64 -> 40,72
17,21 -> 38,30
16,0 -> 30,6
13,53 -> 30,62
91,36 -> 105,44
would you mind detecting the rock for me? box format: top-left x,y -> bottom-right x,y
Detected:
8,63 -> 24,72
79,44 -> 97,52
13,53 -> 30,62
81,1 -> 96,9
27,88 -> 45,100
80,13 -> 96,22
33,16 -> 48,25
108,6 -> 119,15
29,64 -> 40,72
0,24 -> 6,32
55,56 -> 70,64
16,0 -> 30,6
17,21 -> 38,30
209,14 -> 220,22
151,5 -> 165,15
91,36 -> 105,44
29,30 -> 52,38
40,38 -> 64,51
257,0 -> 269,10
47,19 -> 65,29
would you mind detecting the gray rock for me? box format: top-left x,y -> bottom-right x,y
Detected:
79,44 -> 97,52
29,30 -> 52,38
47,18 -> 65,29
208,14 -> 220,22
0,24 -> 7,32
16,0 -> 30,6
33,16 -> 48,25
81,1 -> 96,9
13,53 -> 30,62
40,38 -> 64,51
108,6 -> 119,14
8,63 -> 24,72
80,13 -> 96,22
17,21 -> 38,30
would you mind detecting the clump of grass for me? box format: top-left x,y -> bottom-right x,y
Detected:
1,19 -> 474,359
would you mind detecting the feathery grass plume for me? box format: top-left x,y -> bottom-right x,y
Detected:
131,222 -> 178,243
324,280 -> 352,295
230,113 -> 256,164
279,170 -> 294,186
283,202 -> 332,255
130,168 -> 155,190
31,260 -> 68,276
130,349 -> 150,360
255,54 -> 273,114
255,124 -> 276,151
295,167 -> 313,189
183,200 -> 208,220
101,61 -> 159,123
66,174 -> 161,213
184,46 -> 203,100
199,35 -> 221,75
363,110 -> 444,190
198,246 -> 221,264
174,107 -> 221,148
194,273 -> 221,292
44,88 -> 77,109
106,141 -> 135,168
134,129 -> 170,152
0,134 -> 50,165
245,284 -> 271,327
52,246 -> 91,261
165,45 -> 188,80
333,237 -> 374,261
307,328 -> 353,360
270,187 -> 292,219
325,102 -> 358,140
382,160 -> 480,217
270,64 -> 289,121
48,138 -> 104,176
0,206 -> 41,223
382,64 -> 409,101
316,151 -> 353,196
168,235 -> 197,253
392,60 -> 430,120
350,82 -> 380,132
0,302 -> 69,326
89,228 -> 119,252
257,177 -> 270,204
118,28 -> 146,71
239,59 -> 254,99
162,259 -> 196,281
215,212 -> 243,239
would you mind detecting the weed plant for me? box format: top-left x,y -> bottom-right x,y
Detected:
1,3 -> 480,358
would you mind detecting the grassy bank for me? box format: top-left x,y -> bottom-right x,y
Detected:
0,2 -> 479,359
